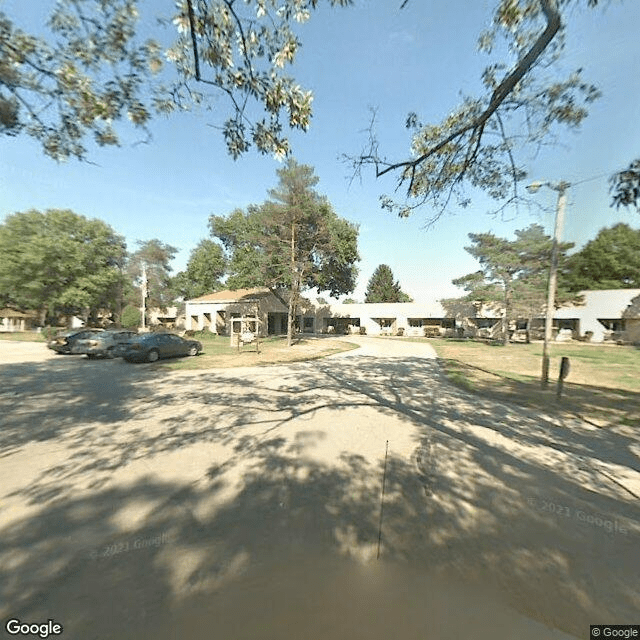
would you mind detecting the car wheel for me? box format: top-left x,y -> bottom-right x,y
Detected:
147,349 -> 160,363
188,345 -> 199,356
87,354 -> 97,360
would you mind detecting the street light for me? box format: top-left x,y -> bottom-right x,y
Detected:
526,180 -> 570,388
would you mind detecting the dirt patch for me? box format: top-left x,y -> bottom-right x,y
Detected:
160,338 -> 359,370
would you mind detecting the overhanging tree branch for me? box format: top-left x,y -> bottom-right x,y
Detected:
375,0 -> 562,182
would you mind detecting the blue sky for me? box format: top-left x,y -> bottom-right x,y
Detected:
1,0 -> 639,303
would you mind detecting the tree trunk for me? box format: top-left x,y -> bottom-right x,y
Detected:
287,221 -> 296,347
503,277 -> 513,345
114,276 -> 123,327
287,291 -> 295,348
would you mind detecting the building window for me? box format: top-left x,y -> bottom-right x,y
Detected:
598,318 -> 625,332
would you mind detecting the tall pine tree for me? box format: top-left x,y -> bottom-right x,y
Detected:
451,224 -> 577,344
210,159 -> 359,346
364,265 -> 412,303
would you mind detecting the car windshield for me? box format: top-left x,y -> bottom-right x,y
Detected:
3,2 -> 639,639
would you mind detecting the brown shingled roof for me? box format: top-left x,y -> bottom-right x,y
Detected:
188,288 -> 271,303
0,308 -> 35,318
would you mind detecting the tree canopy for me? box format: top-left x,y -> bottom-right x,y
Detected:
1,0 -> 351,161
210,158 -> 359,344
364,264 -> 412,303
610,160 -> 640,211
450,223 -> 576,343
348,0 -> 605,222
126,239 -> 178,312
4,0 -> 635,220
172,239 -> 226,300
561,223 -> 640,291
0,209 -> 126,323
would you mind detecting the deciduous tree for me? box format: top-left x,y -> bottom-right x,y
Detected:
1,0 -> 351,161
172,239 -> 226,300
610,161 -> 640,210
348,0 -> 604,223
561,223 -> 640,290
126,239 -> 178,315
0,209 -> 126,324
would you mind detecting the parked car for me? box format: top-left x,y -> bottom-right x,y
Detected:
71,330 -> 139,359
47,329 -> 104,354
120,333 -> 202,363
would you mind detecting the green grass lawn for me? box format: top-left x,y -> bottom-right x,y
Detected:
0,331 -> 46,342
406,337 -> 640,429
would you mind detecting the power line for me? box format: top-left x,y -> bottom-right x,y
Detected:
570,171 -> 611,188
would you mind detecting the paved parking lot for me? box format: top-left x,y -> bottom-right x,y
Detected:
1,338 -> 638,639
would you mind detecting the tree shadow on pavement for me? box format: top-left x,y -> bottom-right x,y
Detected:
0,358 -> 164,454
1,355 -> 639,638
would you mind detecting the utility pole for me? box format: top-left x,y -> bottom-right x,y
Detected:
527,180 -> 569,388
141,263 -> 147,331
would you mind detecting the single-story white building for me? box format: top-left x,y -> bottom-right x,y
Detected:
451,289 -> 640,343
0,308 -> 37,332
553,289 -> 640,343
147,306 -> 184,328
323,301 -> 455,336
184,287 -> 640,343
185,290 -> 458,337
186,288 -> 295,335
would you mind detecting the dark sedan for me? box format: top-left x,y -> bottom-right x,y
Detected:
120,333 -> 202,363
47,329 -> 104,354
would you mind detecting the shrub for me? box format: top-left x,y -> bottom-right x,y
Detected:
359,326 -> 367,335
121,305 -> 141,329
396,327 -> 405,336
41,326 -> 64,340
151,324 -> 168,333
190,329 -> 214,338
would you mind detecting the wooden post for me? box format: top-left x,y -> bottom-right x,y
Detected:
541,182 -> 569,387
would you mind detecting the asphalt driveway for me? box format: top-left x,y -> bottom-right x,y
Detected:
1,337 -> 638,639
